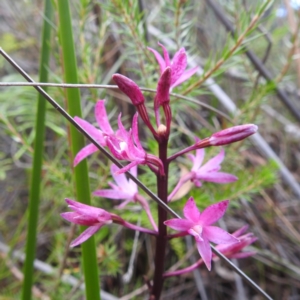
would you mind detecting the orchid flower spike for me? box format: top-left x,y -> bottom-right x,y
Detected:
165,197 -> 238,270
74,100 -> 114,166
148,42 -> 198,89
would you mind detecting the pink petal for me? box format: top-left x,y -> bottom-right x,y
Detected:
132,113 -> 144,151
129,164 -> 137,178
65,198 -> 93,210
164,219 -> 193,231
74,117 -> 105,145
74,143 -> 99,166
155,67 -> 171,106
127,132 -> 144,159
183,197 -> 201,223
195,172 -> 238,184
170,48 -> 187,85
114,161 -> 142,175
117,114 -> 129,140
61,212 -> 80,224
198,200 -> 229,226
232,225 -> 249,237
94,100 -> 114,134
172,66 -> 199,88
148,47 -> 166,73
112,74 -> 145,106
158,43 -> 170,66
93,189 -> 134,200
209,124 -> 258,146
204,226 -> 239,244
196,236 -> 212,270
191,149 -> 205,171
61,210 -> 97,226
111,164 -> 130,188
70,224 -> 103,247
106,137 -> 123,160
200,149 -> 225,172
73,206 -> 111,221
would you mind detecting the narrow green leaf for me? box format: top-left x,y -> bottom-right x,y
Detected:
21,1 -> 53,299
57,1 -> 101,299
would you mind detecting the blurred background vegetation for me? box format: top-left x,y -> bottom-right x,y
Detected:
0,0 -> 300,299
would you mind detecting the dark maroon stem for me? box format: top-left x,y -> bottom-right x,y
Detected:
150,139 -> 169,300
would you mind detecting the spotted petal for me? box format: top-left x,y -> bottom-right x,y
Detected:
198,200 -> 229,226
196,236 -> 212,270
172,66 -> 199,88
183,197 -> 201,223
95,100 -> 114,134
164,219 -> 193,231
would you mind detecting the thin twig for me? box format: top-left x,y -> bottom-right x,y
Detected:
183,1 -> 271,95
0,82 -> 231,121
205,0 -> 300,123
275,14 -> 300,83
260,190 -> 300,242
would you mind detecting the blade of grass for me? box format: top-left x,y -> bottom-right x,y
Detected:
56,1 -> 101,299
21,1 -> 53,299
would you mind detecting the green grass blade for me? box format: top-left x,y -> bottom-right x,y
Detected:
57,1 -> 101,299
21,1 -> 53,299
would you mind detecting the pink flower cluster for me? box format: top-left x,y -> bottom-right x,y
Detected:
62,43 -> 258,273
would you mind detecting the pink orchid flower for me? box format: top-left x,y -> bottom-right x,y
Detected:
216,225 -> 257,259
163,225 -> 256,278
93,164 -> 138,209
61,199 -> 158,247
93,164 -> 158,231
74,100 -> 114,166
164,197 -> 238,270
74,100 -> 163,175
188,148 -> 237,187
106,113 -> 163,174
168,148 -> 237,201
148,42 -> 198,89
61,199 -> 114,247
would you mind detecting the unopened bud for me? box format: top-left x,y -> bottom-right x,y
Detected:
154,67 -> 171,108
209,124 -> 258,146
112,74 -> 145,106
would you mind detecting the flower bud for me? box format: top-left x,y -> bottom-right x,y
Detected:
208,124 -> 258,146
112,74 -> 145,106
154,67 -> 171,108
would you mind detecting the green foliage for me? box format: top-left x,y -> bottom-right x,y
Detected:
97,243 -> 122,277
169,235 -> 186,260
